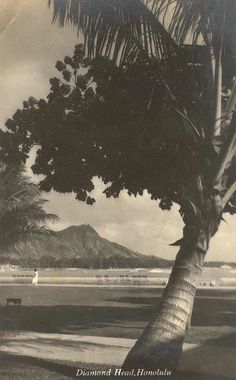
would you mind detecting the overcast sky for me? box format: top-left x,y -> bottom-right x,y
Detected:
0,0 -> 235,262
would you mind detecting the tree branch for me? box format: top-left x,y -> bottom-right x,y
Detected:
224,77 -> 236,116
222,181 -> 236,209
212,52 -> 222,140
213,114 -> 236,190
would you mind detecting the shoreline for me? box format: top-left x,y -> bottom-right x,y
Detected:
0,283 -> 235,289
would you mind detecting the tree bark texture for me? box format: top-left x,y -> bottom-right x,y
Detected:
185,302 -> 193,331
122,224 -> 213,372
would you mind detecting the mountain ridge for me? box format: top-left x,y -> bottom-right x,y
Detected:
1,224 -> 172,268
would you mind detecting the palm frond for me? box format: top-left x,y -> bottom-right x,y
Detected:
48,0 -> 180,66
0,165 -> 59,250
158,0 -> 206,45
0,224 -> 54,250
158,0 -> 236,58
175,108 -> 202,139
0,198 -> 57,223
49,0 -> 206,111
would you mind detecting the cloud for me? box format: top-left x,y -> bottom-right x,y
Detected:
41,178 -> 184,259
42,179 -> 236,262
0,0 -> 78,126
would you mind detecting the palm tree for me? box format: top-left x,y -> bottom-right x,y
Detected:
48,0 -> 236,371
0,164 -> 57,250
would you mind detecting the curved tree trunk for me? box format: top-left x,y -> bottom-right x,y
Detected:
185,312 -> 192,332
186,303 -> 193,331
122,226 -> 211,372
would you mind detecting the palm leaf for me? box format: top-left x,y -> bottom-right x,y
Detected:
159,0 -> 206,45
48,0 -> 181,66
49,0 -> 204,109
0,165 -> 58,250
158,0 -> 236,57
175,108 -> 202,139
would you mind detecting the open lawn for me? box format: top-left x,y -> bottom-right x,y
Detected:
0,353 -> 72,379
0,286 -> 235,347
0,286 -> 235,379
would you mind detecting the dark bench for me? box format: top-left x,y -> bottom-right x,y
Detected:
6,298 -> 22,307
0,298 -> 22,334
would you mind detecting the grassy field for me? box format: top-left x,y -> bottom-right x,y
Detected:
0,285 -> 235,379
0,353 -> 72,380
0,285 -> 235,346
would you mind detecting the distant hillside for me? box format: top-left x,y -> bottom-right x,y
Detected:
0,224 -> 172,268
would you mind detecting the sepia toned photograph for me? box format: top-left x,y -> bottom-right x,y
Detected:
0,1 -> 235,379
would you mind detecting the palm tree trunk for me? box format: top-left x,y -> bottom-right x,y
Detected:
186,303 -> 193,331
122,227 -> 209,372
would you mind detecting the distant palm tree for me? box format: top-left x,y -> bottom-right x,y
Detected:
48,0 -> 236,371
0,164 -> 58,250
